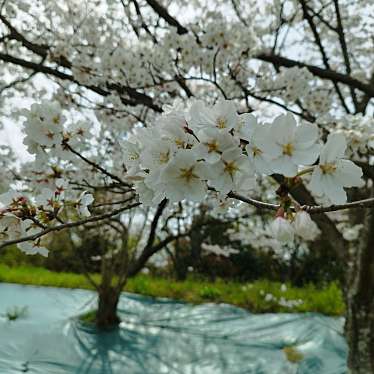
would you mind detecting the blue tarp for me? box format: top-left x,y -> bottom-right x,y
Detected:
0,283 -> 347,373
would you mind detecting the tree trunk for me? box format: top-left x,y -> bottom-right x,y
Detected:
96,286 -> 121,329
345,207 -> 374,373
174,260 -> 188,280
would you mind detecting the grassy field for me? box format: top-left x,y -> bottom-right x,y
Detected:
0,264 -> 345,315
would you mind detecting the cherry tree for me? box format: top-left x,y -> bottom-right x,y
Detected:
0,0 -> 373,372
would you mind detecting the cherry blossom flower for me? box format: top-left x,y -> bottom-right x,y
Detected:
17,241 -> 49,257
0,191 -> 25,207
15,220 -> 49,257
140,139 -> 175,172
269,217 -> 295,243
201,243 -> 239,257
241,115 -> 273,175
235,113 -> 257,141
188,100 -> 238,132
135,180 -> 164,206
67,121 -> 91,139
0,214 -> 21,241
293,211 -> 320,241
192,127 -> 238,164
208,147 -> 255,194
309,133 -> 364,204
23,101 -> 65,148
120,139 -> 142,175
76,192 -> 94,217
259,113 -> 321,177
159,112 -> 195,148
35,188 -> 58,209
159,150 -> 209,202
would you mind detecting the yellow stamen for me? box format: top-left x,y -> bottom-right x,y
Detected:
282,143 -> 294,156
129,153 -> 139,161
175,139 -> 185,148
320,163 -> 336,174
179,167 -> 198,183
216,117 -> 227,129
224,161 -> 239,176
206,141 -> 219,153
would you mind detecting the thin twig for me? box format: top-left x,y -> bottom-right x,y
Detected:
0,203 -> 140,251
229,191 -> 374,214
64,142 -> 130,187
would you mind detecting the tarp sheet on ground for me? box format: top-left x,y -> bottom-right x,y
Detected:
0,283 -> 347,373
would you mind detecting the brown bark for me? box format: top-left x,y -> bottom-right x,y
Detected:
344,206 -> 374,373
96,286 -> 121,329
95,255 -> 121,329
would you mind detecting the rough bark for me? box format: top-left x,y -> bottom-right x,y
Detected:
96,286 -> 121,329
95,255 -> 121,330
345,206 -> 374,373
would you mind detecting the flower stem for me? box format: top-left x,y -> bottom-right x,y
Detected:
296,166 -> 315,178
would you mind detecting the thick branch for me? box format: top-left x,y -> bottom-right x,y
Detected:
0,15 -> 49,58
128,234 -> 181,277
0,52 -> 162,112
144,0 -> 188,35
256,53 -> 374,98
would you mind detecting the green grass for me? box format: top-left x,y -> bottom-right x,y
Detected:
0,264 -> 345,315
79,310 -> 97,324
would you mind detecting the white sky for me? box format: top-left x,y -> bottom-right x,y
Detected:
1,119 -> 32,162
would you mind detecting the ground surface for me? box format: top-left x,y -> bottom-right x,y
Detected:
0,283 -> 347,374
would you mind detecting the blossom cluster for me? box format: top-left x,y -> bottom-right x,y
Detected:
201,242 -> 239,258
22,100 -> 91,163
0,182 -> 94,256
0,97 -> 367,253
332,114 -> 374,158
124,99 -> 363,206
269,211 -> 320,243
257,66 -> 332,115
118,99 -> 364,244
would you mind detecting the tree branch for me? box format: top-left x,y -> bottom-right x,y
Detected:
333,0 -> 358,108
0,52 -> 162,112
64,142 -> 130,187
0,203 -> 140,251
0,14 -> 49,58
256,53 -> 374,98
227,191 -> 280,211
304,197 -> 374,213
144,0 -> 188,35
229,190 -> 374,214
127,198 -> 168,276
298,0 -> 350,113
